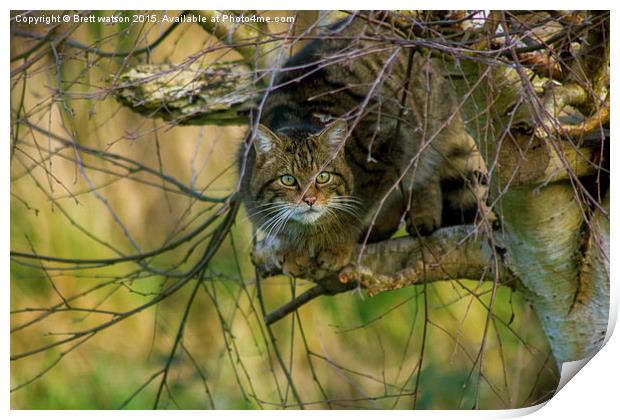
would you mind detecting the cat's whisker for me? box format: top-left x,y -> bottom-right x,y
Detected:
325,207 -> 356,226
328,202 -> 363,221
264,207 -> 294,243
332,196 -> 362,201
263,214 -> 284,242
261,209 -> 289,233
331,195 -> 363,204
329,198 -> 363,210
328,200 -> 361,211
271,209 -> 295,240
330,200 -> 360,208
252,207 -> 290,243
245,204 -> 291,220
260,206 -> 288,231
252,201 -> 290,208
240,202 -> 291,224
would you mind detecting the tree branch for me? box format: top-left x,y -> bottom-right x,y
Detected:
256,225 -> 520,325
110,62 -> 256,125
497,133 -> 596,187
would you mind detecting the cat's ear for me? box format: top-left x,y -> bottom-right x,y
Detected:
319,120 -> 348,150
252,124 -> 280,155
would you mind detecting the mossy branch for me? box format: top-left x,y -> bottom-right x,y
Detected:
110,62 -> 257,125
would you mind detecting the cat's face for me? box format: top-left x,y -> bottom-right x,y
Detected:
247,121 -> 358,231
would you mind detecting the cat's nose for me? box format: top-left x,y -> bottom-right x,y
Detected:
303,196 -> 317,206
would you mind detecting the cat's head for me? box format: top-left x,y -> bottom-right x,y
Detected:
247,120 -> 358,228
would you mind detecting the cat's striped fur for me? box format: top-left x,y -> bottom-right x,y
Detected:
238,15 -> 487,274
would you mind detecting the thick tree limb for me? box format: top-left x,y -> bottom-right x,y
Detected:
562,95 -> 609,138
497,134 -> 595,187
499,181 -> 582,363
110,62 -> 256,125
535,81 -> 605,140
439,19 -> 609,365
572,191 -> 610,356
254,225 -> 520,325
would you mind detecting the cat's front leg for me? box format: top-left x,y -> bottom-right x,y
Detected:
406,177 -> 443,236
252,237 -> 310,276
316,242 -> 354,271
277,246 -> 312,276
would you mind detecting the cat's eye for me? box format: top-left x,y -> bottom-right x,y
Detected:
315,171 -> 332,184
280,174 -> 296,186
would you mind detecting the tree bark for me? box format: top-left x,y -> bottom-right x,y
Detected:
110,62 -> 256,125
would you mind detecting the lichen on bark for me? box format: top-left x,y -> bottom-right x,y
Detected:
110,62 -> 257,125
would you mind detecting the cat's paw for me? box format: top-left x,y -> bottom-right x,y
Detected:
407,179 -> 443,236
251,239 -> 280,275
316,244 -> 353,271
251,240 -> 311,277
276,248 -> 312,277
406,208 -> 442,236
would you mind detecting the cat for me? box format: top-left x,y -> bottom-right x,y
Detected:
238,14 -> 487,275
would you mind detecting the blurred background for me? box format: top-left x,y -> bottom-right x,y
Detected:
10,10 -> 558,409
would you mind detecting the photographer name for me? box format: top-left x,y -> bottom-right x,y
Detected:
15,13 -> 136,25
15,13 -> 296,26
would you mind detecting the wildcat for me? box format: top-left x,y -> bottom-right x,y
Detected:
238,15 -> 487,275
